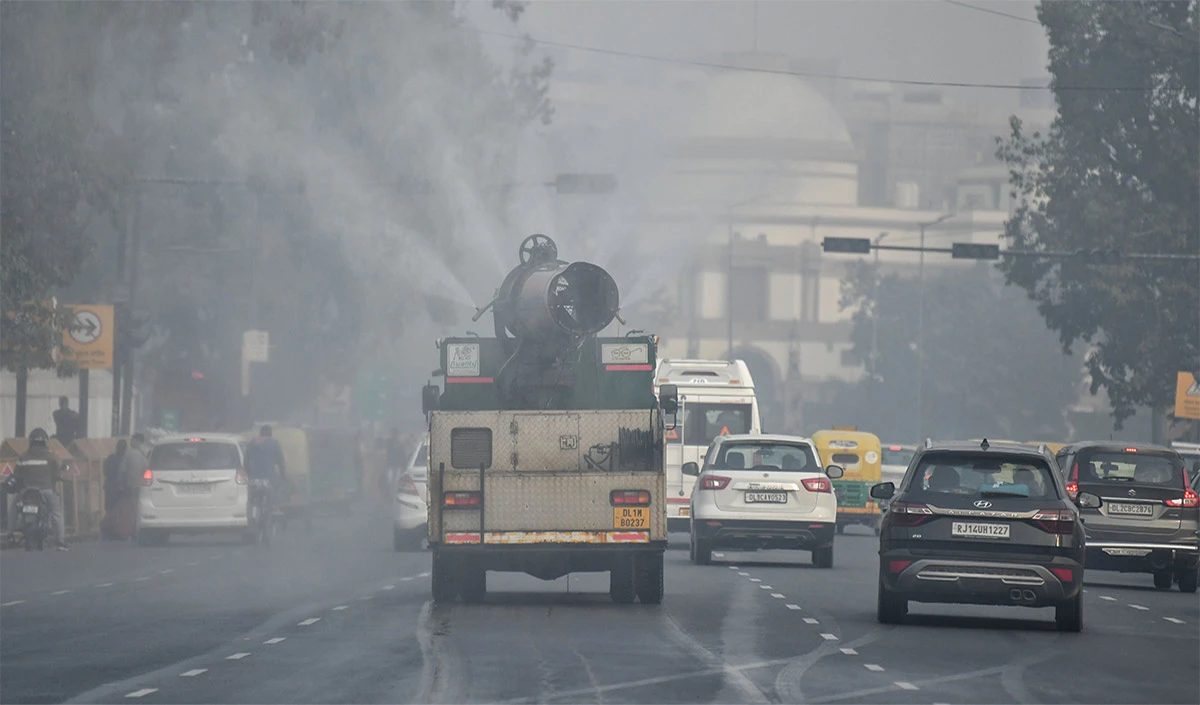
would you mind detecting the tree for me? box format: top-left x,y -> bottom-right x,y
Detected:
838,261 -> 1079,442
996,0 -> 1199,428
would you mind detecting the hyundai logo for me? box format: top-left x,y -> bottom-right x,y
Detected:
974,500 -> 992,509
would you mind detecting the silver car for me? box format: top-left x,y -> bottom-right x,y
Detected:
392,440 -> 429,551
684,434 -> 844,568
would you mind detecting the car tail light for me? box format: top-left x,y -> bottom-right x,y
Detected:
443,491 -> 480,507
1066,462 -> 1079,501
611,490 -> 651,506
801,477 -> 832,493
1051,567 -> 1075,582
1165,489 -> 1199,508
888,501 -> 933,527
888,560 -> 912,573
235,468 -> 247,485
397,474 -> 420,497
699,475 -> 731,490
142,469 -> 154,487
1032,509 -> 1076,534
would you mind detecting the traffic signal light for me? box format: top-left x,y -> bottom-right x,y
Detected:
553,173 -> 617,194
951,243 -> 1001,260
821,237 -> 872,254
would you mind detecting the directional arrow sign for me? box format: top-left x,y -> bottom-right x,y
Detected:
60,304 -> 114,370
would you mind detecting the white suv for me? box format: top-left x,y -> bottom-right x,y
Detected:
392,439 -> 429,551
684,434 -> 844,568
137,434 -> 250,546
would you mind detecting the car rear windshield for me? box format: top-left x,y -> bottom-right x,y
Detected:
908,453 -> 1058,499
681,403 -> 752,446
882,448 -> 915,467
1076,451 -> 1185,488
149,442 -> 240,471
707,442 -> 818,472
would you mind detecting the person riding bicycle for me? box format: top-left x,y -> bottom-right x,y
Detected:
244,425 -> 288,521
10,428 -> 68,550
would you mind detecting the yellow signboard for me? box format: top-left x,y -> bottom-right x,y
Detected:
61,304 -> 114,370
1175,372 -> 1200,420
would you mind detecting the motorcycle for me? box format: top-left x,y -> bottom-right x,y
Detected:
4,475 -> 52,551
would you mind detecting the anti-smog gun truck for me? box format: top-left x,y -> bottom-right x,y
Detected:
421,234 -> 678,604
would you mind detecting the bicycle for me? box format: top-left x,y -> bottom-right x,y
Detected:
247,478 -> 277,546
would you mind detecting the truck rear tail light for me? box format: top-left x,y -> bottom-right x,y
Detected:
1051,567 -> 1075,582
699,475 -> 731,490
888,560 -> 912,573
801,477 -> 831,493
611,490 -> 651,506
1032,509 -> 1076,534
1066,462 -> 1079,501
142,469 -> 155,487
1165,489 -> 1199,508
889,502 -> 933,527
235,468 -> 247,485
398,474 -> 420,498
443,491 -> 481,507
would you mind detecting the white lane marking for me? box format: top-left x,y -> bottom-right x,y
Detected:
840,648 -> 858,655
186,561 -> 199,566
1082,589 -> 1088,593
820,633 -> 838,641
865,664 -> 884,671
332,605 -> 349,611
738,572 -> 750,576
399,576 -> 413,581
96,583 -> 114,588
125,688 -> 158,698
759,585 -> 773,590
417,571 -> 430,577
1129,604 -> 1149,611
770,593 -> 786,599
51,590 -> 71,595
382,585 -> 395,591
298,617 -> 320,626
1164,617 -> 1185,624
713,552 -> 725,557
803,617 -> 819,624
358,595 -> 374,601
749,578 -> 762,582
160,569 -> 173,575
264,637 -> 286,644
1,600 -> 26,607
785,604 -> 801,610
895,681 -> 919,690
226,652 -> 251,660
180,669 -> 207,677
728,566 -> 739,570
1100,595 -> 1116,601
134,577 -> 151,582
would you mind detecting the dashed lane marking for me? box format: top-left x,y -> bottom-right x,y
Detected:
749,578 -> 762,582
713,552 -> 725,557
770,593 -> 785,599
264,637 -> 286,644
1129,604 -> 1149,611
160,569 -> 173,575
738,572 -> 750,576
417,571 -> 431,577
180,669 -> 207,677
96,583 -> 114,588
399,576 -> 413,581
820,633 -> 838,641
298,618 -> 320,626
1099,595 -> 1116,601
1,600 -> 26,607
226,653 -> 251,660
382,585 -> 395,591
865,664 -> 884,671
895,681 -> 919,690
1165,617 -> 1186,624
332,605 -> 349,611
358,595 -> 374,601
840,648 -> 857,655
51,590 -> 71,595
125,688 -> 158,698
785,604 -> 801,610
759,585 -> 773,590
728,566 -> 739,570
802,617 -> 819,624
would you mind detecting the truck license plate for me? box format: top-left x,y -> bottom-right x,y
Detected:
745,492 -> 787,503
1108,503 -> 1154,516
614,507 -> 649,529
951,522 -> 1010,539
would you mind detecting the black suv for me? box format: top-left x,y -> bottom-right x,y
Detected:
1054,442 -> 1199,593
871,440 -> 1099,632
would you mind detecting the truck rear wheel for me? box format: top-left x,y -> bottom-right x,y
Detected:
431,550 -> 458,604
636,553 -> 664,605
460,566 -> 486,604
609,556 -> 636,604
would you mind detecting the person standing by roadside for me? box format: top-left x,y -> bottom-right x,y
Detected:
119,433 -> 149,541
52,396 -> 81,447
100,439 -> 128,540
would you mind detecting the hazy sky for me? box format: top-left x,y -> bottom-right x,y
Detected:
468,0 -> 1051,116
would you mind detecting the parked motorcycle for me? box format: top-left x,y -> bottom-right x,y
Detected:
4,475 -> 52,551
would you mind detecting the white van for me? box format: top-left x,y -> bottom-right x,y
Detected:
137,434 -> 249,546
654,359 -> 762,532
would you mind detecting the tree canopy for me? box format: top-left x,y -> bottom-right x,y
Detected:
997,0 -> 1199,427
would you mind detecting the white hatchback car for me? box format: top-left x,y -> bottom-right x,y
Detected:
392,439 -> 429,551
684,434 -> 844,568
137,434 -> 249,546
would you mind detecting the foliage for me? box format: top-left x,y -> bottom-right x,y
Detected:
996,0 -> 1199,426
838,260 -> 1079,441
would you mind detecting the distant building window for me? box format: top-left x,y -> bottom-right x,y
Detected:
729,266 -> 768,321
963,193 -> 987,210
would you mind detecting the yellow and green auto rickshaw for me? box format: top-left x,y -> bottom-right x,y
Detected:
240,425 -> 312,529
812,428 -> 883,536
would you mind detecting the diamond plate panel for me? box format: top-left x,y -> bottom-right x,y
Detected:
482,472 -> 665,539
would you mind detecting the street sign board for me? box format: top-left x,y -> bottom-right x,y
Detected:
243,330 -> 270,363
821,237 -> 872,254
1175,372 -> 1200,420
60,304 -> 115,369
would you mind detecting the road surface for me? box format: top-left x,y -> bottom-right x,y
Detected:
2,506 -> 1196,704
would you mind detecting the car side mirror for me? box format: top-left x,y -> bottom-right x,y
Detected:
1076,491 -> 1102,509
825,464 -> 844,480
870,482 -> 895,500
421,384 -> 440,414
681,461 -> 700,477
659,384 -> 679,431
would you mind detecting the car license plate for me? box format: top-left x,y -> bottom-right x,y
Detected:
177,483 -> 211,495
21,505 -> 38,514
745,492 -> 787,504
1108,502 -> 1154,516
678,506 -> 690,517
614,507 -> 649,529
951,521 -> 1010,539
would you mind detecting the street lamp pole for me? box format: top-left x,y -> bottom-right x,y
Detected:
915,212 -> 954,442
870,232 -> 889,380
